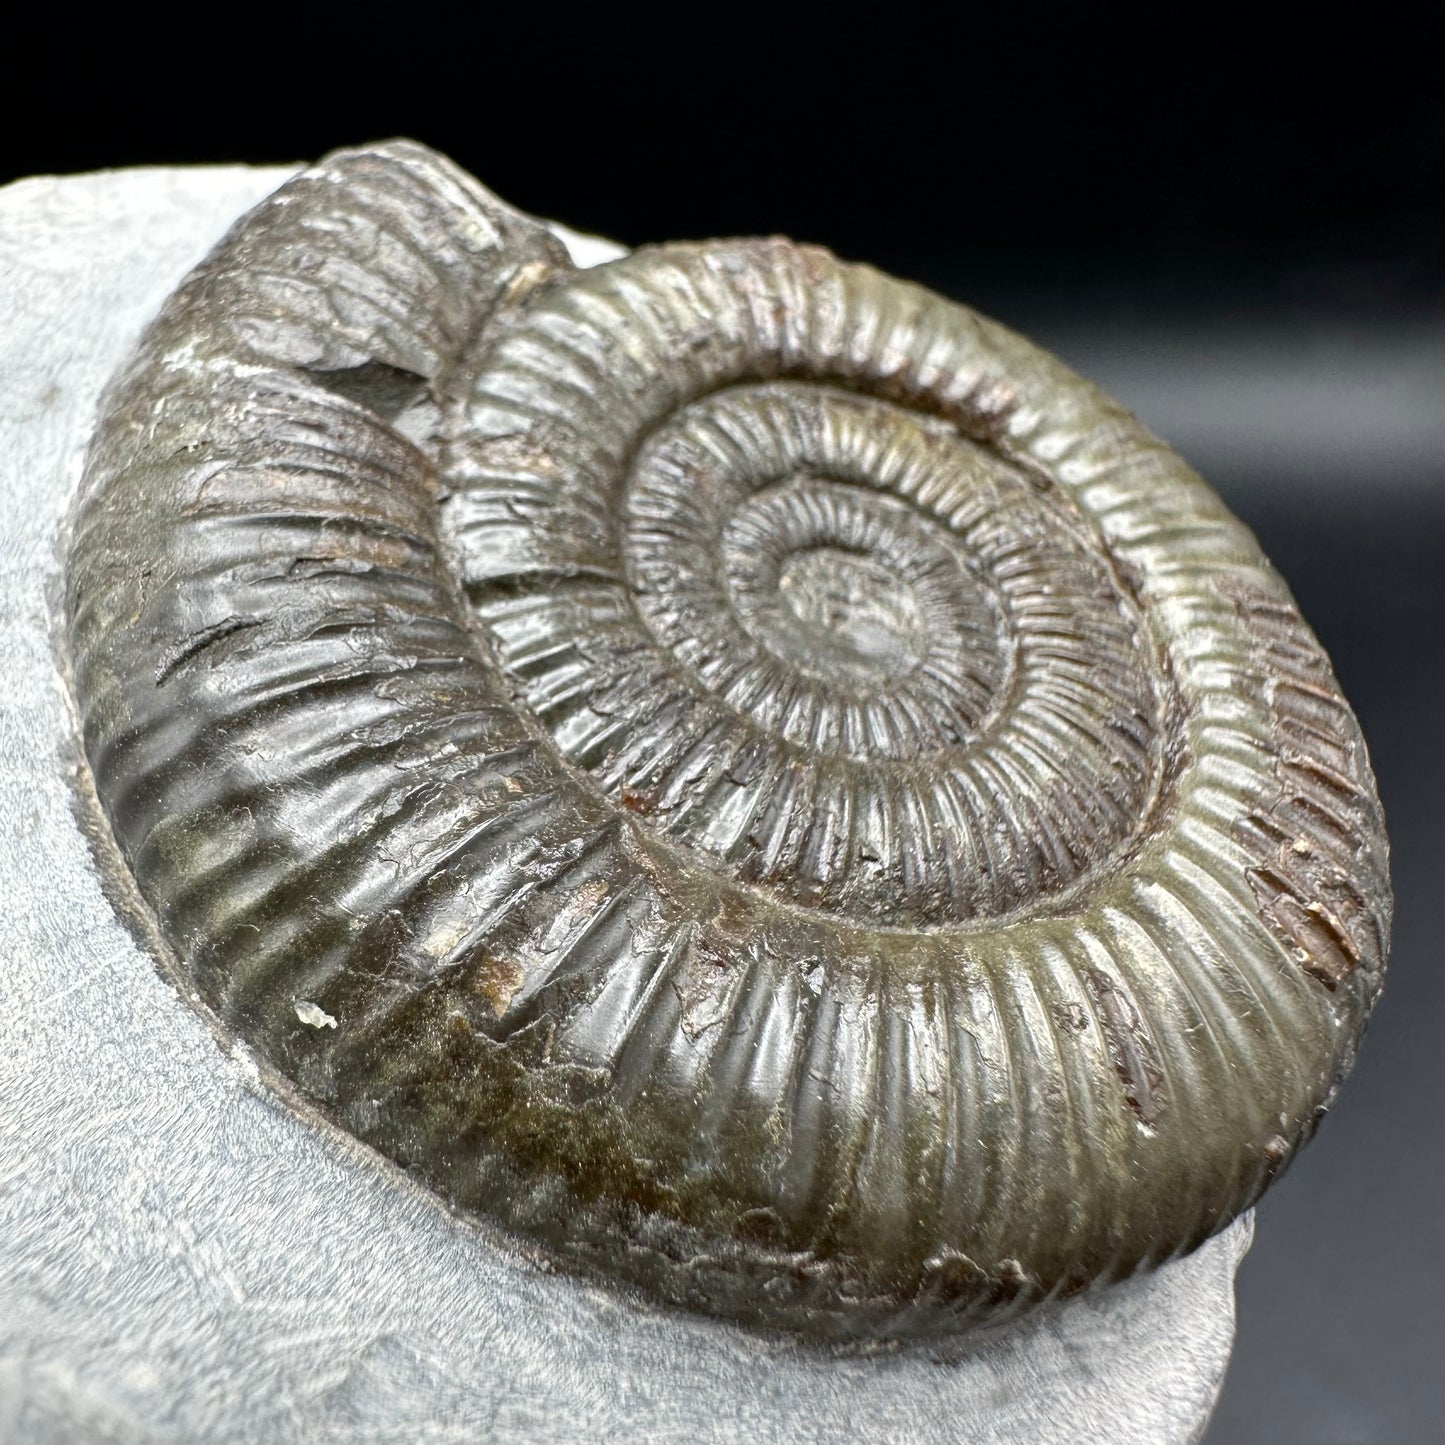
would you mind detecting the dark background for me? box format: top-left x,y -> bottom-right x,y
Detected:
8,10 -> 1442,1441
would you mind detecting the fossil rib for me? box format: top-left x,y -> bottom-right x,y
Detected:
63,140 -> 1391,1338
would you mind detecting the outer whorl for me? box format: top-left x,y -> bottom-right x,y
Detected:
63,141 -> 1391,1338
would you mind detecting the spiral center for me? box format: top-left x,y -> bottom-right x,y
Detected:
448,262 -> 1169,927
772,546 -> 925,684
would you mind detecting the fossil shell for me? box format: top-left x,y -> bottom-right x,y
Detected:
63,141 -> 1391,1338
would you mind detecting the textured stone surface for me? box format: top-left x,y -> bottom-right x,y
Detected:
0,163 -> 1247,1442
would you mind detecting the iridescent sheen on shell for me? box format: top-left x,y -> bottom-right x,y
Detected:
63,141 -> 1391,1338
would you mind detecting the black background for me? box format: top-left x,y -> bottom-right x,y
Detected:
8,9 -> 1442,1440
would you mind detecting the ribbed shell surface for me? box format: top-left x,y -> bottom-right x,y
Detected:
63,141 -> 1391,1338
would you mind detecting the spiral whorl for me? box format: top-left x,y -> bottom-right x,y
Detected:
62,142 -> 1391,1339
445,245 -> 1171,926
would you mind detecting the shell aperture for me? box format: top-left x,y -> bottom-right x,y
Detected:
63,141 -> 1391,1338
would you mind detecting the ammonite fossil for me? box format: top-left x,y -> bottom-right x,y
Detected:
63,140 -> 1391,1338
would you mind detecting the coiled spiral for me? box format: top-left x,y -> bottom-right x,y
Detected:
63,142 -> 1391,1337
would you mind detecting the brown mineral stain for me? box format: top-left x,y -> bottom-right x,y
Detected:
1246,868 -> 1360,990
620,786 -> 656,816
1227,580 -> 1387,993
474,954 -> 526,1018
